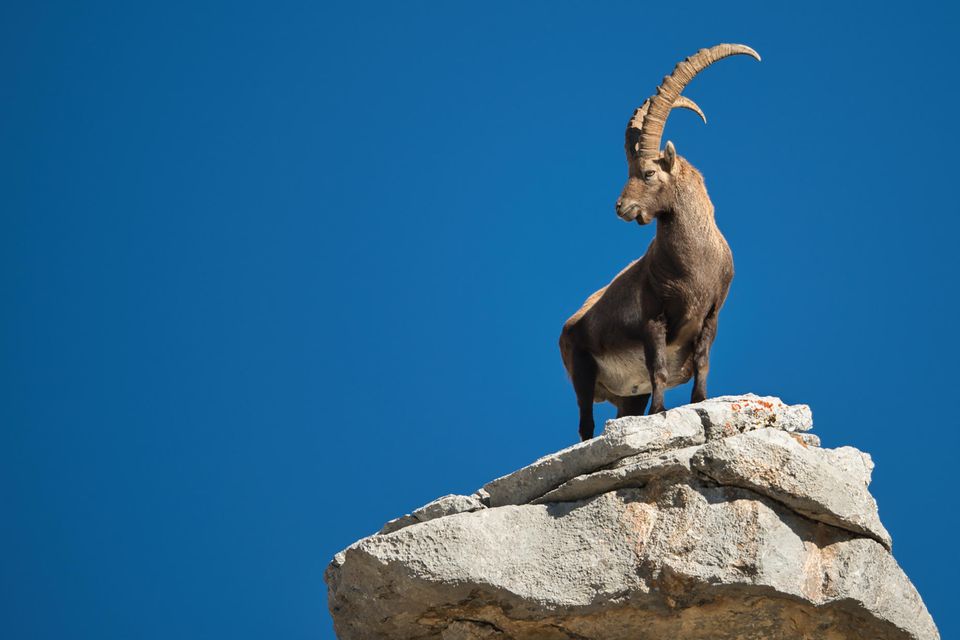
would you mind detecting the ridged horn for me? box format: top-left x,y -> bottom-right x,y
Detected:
638,44 -> 760,158
626,96 -> 707,156
628,96 -> 706,130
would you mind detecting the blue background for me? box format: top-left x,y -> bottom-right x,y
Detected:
3,1 -> 958,638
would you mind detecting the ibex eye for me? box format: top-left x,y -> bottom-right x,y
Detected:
643,170 -> 656,179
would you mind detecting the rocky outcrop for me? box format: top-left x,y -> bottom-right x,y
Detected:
324,395 -> 938,640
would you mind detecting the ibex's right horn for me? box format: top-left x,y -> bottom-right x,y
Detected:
626,96 -> 707,157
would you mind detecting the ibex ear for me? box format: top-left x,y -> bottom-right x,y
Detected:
662,141 -> 677,173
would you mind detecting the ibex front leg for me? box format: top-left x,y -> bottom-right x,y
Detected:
691,307 -> 718,404
642,315 -> 668,414
571,347 -> 598,441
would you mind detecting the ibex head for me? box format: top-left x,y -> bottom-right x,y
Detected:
615,44 -> 760,225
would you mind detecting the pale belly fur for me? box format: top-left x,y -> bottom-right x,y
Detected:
593,344 -> 694,398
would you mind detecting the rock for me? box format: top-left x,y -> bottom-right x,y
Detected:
693,394 -> 813,440
533,445 -> 701,504
326,395 -> 938,639
377,513 -> 418,535
378,494 -> 486,535
441,621 -> 506,639
482,396 -> 811,509
481,406 -> 704,507
413,493 -> 486,522
795,432 -> 821,447
825,445 -> 874,484
690,428 -> 891,548
328,486 -> 936,639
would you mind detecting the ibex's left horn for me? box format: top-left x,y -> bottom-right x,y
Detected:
638,44 -> 760,158
672,96 -> 707,124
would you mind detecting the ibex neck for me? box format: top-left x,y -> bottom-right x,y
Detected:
651,165 -> 720,266
657,200 -> 717,242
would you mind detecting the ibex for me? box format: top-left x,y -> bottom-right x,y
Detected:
559,44 -> 760,441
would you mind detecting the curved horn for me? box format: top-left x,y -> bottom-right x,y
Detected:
673,95 -> 707,124
638,44 -> 760,158
626,96 -> 707,155
628,96 -> 707,130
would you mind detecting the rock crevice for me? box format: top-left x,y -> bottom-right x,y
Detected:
325,394 -> 939,640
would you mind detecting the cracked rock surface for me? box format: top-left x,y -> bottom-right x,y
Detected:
325,395 -> 938,640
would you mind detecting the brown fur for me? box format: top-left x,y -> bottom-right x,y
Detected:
559,146 -> 733,440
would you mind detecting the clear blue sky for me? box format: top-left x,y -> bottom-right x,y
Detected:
3,1 -> 958,638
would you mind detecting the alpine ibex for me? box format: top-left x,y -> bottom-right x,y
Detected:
559,44 -> 760,441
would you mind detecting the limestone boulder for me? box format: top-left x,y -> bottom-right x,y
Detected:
325,395 -> 937,640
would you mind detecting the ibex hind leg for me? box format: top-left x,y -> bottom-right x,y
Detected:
571,347 -> 598,441
615,394 -> 650,418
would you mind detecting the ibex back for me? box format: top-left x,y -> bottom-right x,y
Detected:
559,44 -> 760,441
